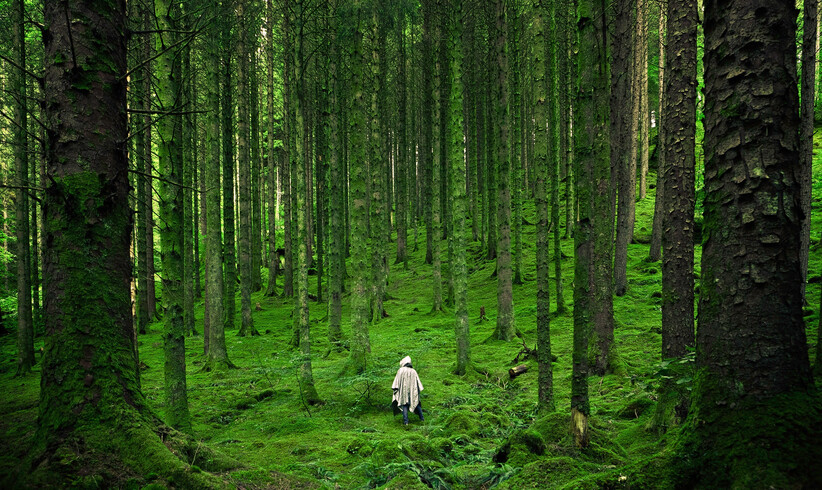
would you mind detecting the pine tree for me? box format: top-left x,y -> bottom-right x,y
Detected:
653,0 -> 696,431
681,2 -> 818,485
13,0 -> 34,375
154,0 -> 190,431
533,0 -> 553,411
491,0 -> 515,341
345,0 -> 372,374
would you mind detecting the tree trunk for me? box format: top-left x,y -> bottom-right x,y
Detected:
612,0 -> 633,297
649,3 -> 666,262
33,1 -> 225,484
430,0 -> 444,314
154,0 -> 191,431
510,6 -> 523,287
135,3 -> 150,335
423,0 -> 435,266
448,0 -> 470,375
396,10 -> 409,267
492,0 -> 515,341
573,0 -> 608,447
264,0 -> 278,298
204,0 -> 231,370
534,0 -> 554,412
800,0 -> 818,300
251,44 -> 263,294
328,11 -> 344,347
344,0 -> 372,375
13,0 -> 34,376
237,0 -> 258,338
638,0 -> 650,200
681,2 -> 818,486
221,22 -> 237,332
652,0 -> 696,432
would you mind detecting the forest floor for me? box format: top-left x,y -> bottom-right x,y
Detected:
2,150 -> 822,489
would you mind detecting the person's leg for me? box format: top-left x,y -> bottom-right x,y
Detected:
414,403 -> 424,421
401,404 -> 409,425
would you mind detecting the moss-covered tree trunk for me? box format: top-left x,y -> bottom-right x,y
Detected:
134,2 -> 150,335
448,0 -> 470,375
533,0 -> 554,412
430,0 -> 444,314
143,0 -> 158,324
680,1 -> 819,486
182,25 -> 196,337
264,0 -> 278,298
345,0 -> 372,375
251,43 -> 263,294
396,10 -> 409,268
590,0 -> 615,378
612,0 -> 633,297
637,0 -> 649,201
328,11 -> 344,347
492,0 -> 515,341
800,0 -> 818,301
13,0 -> 34,376
33,1 -> 228,484
653,0 -> 696,431
237,0 -> 258,338
573,0 -> 607,447
282,1 -> 294,299
549,0 -> 565,315
423,0 -> 435,266
509,4 -> 523,287
154,0 -> 191,431
649,3 -> 666,263
204,0 -> 231,370
221,17 -> 237,331
370,2 -> 388,322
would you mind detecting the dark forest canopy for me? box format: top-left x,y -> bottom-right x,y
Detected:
0,0 -> 820,487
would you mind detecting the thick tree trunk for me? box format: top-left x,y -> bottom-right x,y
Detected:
680,2 -> 818,486
328,17 -> 343,347
638,0 -> 650,200
134,5 -> 150,335
423,0 -> 435,266
32,1 -> 229,484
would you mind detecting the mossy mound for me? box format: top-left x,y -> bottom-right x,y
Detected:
616,395 -> 654,419
442,410 -> 481,437
399,434 -> 439,461
493,428 -> 546,466
379,469 -> 428,490
673,388 -> 822,488
532,410 -> 572,445
496,456 -> 602,489
370,440 -> 405,466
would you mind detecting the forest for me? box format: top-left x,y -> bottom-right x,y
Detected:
0,0 -> 821,488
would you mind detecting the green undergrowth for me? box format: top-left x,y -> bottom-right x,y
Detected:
2,140 -> 822,488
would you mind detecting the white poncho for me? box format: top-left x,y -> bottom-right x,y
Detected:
392,356 -> 424,411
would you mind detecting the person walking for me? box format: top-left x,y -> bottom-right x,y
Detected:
392,356 -> 424,425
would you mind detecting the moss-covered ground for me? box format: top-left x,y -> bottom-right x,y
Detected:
1,143 -> 822,488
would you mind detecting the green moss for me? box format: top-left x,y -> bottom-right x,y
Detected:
674,376 -> 822,489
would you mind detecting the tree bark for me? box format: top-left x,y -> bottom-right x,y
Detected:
801,0 -> 818,300
492,0 -> 515,341
13,0 -> 34,376
533,0 -> 554,412
612,0 -> 633,296
649,3 -> 666,262
681,2 -> 818,485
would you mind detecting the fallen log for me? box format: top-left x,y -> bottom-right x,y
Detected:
509,364 -> 529,378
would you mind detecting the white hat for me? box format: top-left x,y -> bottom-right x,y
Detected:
400,356 -> 412,367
